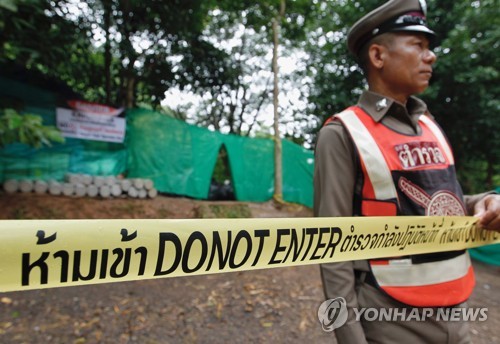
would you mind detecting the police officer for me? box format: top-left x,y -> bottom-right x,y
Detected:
314,0 -> 500,343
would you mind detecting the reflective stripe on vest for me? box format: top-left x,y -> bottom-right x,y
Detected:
336,110 -> 397,201
419,115 -> 455,164
380,265 -> 475,307
335,106 -> 474,307
371,253 -> 471,287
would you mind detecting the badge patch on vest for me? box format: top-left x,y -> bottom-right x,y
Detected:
398,177 -> 465,216
394,141 -> 446,169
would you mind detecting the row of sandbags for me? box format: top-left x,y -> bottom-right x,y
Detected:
2,173 -> 158,199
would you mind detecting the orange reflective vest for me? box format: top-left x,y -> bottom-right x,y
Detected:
332,106 -> 475,307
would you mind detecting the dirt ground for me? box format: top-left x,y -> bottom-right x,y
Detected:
0,193 -> 499,344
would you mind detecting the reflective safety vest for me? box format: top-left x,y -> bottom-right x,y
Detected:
333,106 -> 475,307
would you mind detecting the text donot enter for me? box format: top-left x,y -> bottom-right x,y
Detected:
154,227 -> 342,275
1,216 -> 498,292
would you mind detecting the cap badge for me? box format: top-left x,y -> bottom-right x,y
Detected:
376,98 -> 388,111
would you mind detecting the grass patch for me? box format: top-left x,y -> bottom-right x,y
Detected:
11,208 -> 29,219
156,206 -> 173,218
116,202 -> 145,215
196,204 -> 252,218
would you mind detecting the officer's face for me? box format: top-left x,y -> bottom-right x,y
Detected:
378,32 -> 437,100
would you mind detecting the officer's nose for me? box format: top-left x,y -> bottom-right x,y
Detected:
424,49 -> 437,65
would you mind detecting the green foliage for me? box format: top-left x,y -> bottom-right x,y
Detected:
195,204 -> 252,218
101,0 -> 218,107
424,0 -> 499,192
0,108 -> 64,148
212,146 -> 231,184
301,0 -> 498,193
217,0 -> 312,40
457,160 -> 500,195
302,0 -> 381,130
182,0 -> 314,136
0,1 -> 94,68
0,0 -> 17,12
1,0 -> 223,109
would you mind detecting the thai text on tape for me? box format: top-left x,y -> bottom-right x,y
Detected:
1,216 -> 499,292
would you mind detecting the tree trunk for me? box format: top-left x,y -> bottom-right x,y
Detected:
126,76 -> 135,109
485,157 -> 494,190
272,0 -> 286,203
104,0 -> 112,105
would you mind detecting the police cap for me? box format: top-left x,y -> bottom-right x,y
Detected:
347,0 -> 435,57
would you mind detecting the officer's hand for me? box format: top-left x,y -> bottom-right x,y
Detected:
474,194 -> 500,232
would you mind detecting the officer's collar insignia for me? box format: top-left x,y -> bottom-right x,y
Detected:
376,98 -> 388,111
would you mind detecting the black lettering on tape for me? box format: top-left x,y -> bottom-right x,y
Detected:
53,250 -> 70,282
229,230 -> 252,269
301,228 -> 318,261
135,247 -> 148,276
321,227 -> 342,259
206,231 -> 231,271
155,232 -> 182,276
251,229 -> 270,266
99,249 -> 109,279
311,227 -> 330,260
22,252 -> 50,286
269,229 -> 290,265
282,228 -> 306,263
182,231 -> 208,273
72,250 -> 98,281
110,248 -> 131,278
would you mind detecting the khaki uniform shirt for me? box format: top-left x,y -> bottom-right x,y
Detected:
313,90 -> 486,343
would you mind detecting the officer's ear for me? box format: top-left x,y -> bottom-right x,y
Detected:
368,43 -> 387,70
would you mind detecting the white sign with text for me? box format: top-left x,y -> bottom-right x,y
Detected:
56,108 -> 126,143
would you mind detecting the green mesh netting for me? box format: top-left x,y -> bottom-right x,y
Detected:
125,108 -> 314,206
222,134 -> 274,202
0,138 -> 127,182
0,104 -> 127,181
126,108 -> 223,199
282,140 -> 314,207
1,142 -> 72,181
70,140 -> 127,176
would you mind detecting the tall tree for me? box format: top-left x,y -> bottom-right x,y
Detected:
178,0 -> 310,201
426,0 -> 499,191
175,15 -> 271,135
272,0 -> 286,202
88,0 -> 218,108
1,0 -> 229,110
103,0 -> 112,104
179,0 -> 311,135
302,0 -> 380,131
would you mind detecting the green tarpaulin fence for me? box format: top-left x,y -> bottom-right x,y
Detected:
125,108 -> 314,206
125,108 -> 223,200
469,245 -> 500,266
0,106 -> 314,207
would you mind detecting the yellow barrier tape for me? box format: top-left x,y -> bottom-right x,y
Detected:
1,216 -> 498,292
